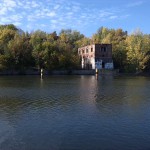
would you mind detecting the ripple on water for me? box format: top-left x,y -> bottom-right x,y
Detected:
0,76 -> 150,149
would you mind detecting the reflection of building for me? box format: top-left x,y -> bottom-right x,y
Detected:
78,44 -> 114,69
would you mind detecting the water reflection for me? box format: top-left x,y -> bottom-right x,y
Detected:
94,76 -> 150,116
0,76 -> 150,118
0,76 -> 150,149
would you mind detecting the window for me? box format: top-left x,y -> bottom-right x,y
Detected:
101,47 -> 107,52
104,47 -> 106,52
91,47 -> 93,52
82,49 -> 84,53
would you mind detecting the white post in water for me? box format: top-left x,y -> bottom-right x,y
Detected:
95,68 -> 98,75
95,68 -> 99,80
41,68 -> 43,79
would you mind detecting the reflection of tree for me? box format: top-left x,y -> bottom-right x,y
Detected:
94,76 -> 150,117
0,76 -> 83,118
0,76 -> 149,120
94,76 -> 126,116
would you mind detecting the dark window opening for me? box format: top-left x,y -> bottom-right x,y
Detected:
95,58 -> 98,62
101,47 -> 107,52
104,47 -> 106,52
102,62 -> 105,68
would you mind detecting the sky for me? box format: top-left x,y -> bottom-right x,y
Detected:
0,0 -> 150,37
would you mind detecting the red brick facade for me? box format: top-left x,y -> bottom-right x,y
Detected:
78,44 -> 113,69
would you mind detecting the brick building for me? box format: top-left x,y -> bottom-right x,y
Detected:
78,44 -> 113,69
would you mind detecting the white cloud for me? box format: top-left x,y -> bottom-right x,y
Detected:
31,1 -> 40,8
11,15 -> 23,22
0,0 -> 130,33
28,15 -> 36,22
127,1 -> 143,7
72,5 -> 80,12
109,16 -> 118,19
51,20 -> 58,24
16,0 -> 24,7
0,18 -> 11,23
47,12 -> 56,17
13,22 -> 22,26
0,7 -> 7,15
99,11 -> 114,18
54,5 -> 60,10
3,0 -> 17,8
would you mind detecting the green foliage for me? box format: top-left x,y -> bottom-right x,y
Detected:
8,33 -> 33,70
30,30 -> 47,69
113,42 -> 127,71
0,24 -> 150,73
126,31 -> 150,72
0,24 -> 18,31
0,55 -> 8,70
91,27 -> 150,73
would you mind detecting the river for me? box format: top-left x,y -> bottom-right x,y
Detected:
0,75 -> 150,150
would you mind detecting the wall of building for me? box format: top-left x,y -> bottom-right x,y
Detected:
95,60 -> 102,69
78,44 -> 113,70
78,44 -> 95,69
95,44 -> 113,63
105,62 -> 114,69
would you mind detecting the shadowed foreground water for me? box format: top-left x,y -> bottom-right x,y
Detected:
0,75 -> 150,150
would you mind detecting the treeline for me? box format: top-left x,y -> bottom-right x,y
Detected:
92,27 -> 150,73
0,24 -> 83,72
0,24 -> 150,73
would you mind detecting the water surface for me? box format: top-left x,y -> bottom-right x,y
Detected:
0,75 -> 150,150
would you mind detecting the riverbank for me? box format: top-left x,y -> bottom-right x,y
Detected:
0,69 -> 149,76
0,69 -> 95,75
118,72 -> 150,77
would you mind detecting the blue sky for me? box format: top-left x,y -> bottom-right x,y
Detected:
0,0 -> 150,37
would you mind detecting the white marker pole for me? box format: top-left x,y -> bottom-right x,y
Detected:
41,68 -> 43,79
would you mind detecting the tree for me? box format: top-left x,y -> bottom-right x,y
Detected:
30,30 -> 47,69
113,41 -> 127,71
7,33 -> 33,71
0,28 -> 17,54
126,32 -> 144,72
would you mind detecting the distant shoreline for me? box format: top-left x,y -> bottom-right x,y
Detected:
0,69 -> 95,76
0,69 -> 149,76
